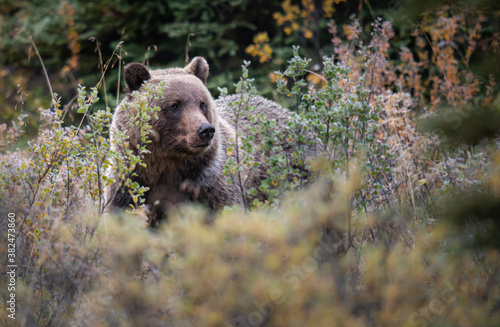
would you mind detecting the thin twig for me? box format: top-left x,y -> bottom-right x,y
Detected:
185,33 -> 195,65
89,37 -> 108,108
28,36 -> 55,107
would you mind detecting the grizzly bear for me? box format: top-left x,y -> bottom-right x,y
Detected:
104,57 -> 310,225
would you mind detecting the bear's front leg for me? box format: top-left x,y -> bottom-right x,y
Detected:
103,180 -> 134,212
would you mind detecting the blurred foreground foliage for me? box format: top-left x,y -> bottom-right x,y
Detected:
1,0 -> 500,326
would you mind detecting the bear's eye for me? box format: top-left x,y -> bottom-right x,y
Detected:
200,102 -> 206,112
171,103 -> 181,111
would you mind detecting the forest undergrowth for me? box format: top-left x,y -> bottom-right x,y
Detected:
1,5 -> 500,327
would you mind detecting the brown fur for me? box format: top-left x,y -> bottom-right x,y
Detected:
104,57 -> 301,224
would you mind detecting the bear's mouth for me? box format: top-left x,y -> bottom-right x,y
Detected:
192,143 -> 210,148
189,141 -> 211,150
185,134 -> 212,152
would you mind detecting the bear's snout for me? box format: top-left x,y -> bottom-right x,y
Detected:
197,123 -> 215,142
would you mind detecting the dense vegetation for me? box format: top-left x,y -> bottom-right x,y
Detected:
1,0 -> 500,326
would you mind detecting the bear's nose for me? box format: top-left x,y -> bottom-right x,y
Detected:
197,123 -> 215,142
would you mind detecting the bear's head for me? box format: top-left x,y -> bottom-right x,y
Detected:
122,57 -> 219,160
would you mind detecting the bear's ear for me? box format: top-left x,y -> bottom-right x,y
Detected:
185,57 -> 209,84
124,63 -> 151,92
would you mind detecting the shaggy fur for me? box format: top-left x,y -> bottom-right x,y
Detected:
104,57 -> 299,224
